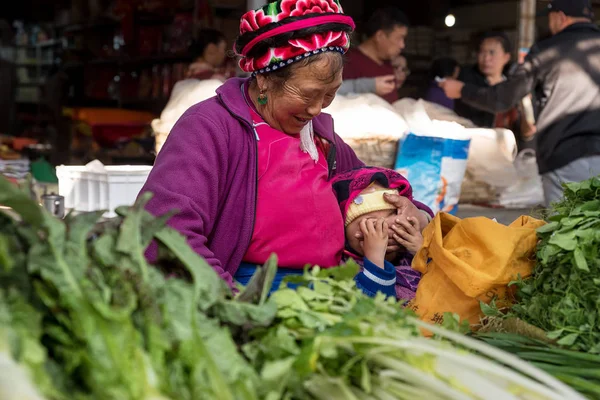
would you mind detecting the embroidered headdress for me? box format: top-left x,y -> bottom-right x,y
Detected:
234,0 -> 355,75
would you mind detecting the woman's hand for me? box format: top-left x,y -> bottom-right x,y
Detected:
438,78 -> 465,99
360,218 -> 388,269
375,75 -> 397,96
383,193 -> 429,230
391,217 -> 424,255
354,194 -> 430,253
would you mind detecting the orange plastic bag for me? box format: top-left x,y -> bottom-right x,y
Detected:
408,213 -> 545,326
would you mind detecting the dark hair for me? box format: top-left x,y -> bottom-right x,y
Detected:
190,29 -> 226,59
364,8 -> 410,38
234,16 -> 352,83
478,31 -> 512,54
430,57 -> 459,80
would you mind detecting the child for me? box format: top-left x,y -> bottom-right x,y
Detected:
332,167 -> 427,301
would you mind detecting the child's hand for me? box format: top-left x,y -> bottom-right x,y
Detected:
391,217 -> 423,255
360,218 -> 388,269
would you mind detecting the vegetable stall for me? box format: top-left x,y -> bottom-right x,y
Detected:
0,175 -> 599,400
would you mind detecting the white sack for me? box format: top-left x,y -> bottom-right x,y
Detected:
326,93 -> 408,140
152,79 -> 223,154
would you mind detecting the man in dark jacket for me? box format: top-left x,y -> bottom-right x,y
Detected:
440,0 -> 600,206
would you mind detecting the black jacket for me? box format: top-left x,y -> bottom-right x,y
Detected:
461,23 -> 600,174
455,65 -> 497,128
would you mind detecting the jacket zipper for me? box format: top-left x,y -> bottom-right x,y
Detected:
326,141 -> 337,180
218,93 -> 259,266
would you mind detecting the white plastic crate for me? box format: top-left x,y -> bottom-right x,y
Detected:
56,165 -> 152,217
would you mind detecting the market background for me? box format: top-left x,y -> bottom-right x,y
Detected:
2,0 -> 600,216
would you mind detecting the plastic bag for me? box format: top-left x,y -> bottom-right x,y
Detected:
463,127 -> 518,189
393,101 -> 471,214
497,149 -> 545,208
409,213 -> 545,326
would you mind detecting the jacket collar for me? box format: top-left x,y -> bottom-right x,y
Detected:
560,22 -> 600,35
216,77 -> 335,142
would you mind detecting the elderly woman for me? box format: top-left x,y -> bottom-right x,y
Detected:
141,0 -> 432,289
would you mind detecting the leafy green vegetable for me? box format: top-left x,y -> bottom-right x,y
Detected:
243,267 -> 585,400
510,175 -> 600,353
0,177 -> 590,400
473,332 -> 600,399
0,178 -> 272,400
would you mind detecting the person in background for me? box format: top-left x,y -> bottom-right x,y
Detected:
424,57 -> 459,109
337,54 -> 408,97
343,7 -> 410,103
454,31 -> 534,149
186,28 -> 231,81
140,0 -> 432,291
439,0 -> 600,206
391,54 -> 410,89
454,32 -> 513,127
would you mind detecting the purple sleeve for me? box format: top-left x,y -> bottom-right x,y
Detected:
140,112 -> 234,286
424,84 -> 455,110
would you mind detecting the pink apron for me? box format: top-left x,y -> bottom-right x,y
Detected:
242,108 -> 345,268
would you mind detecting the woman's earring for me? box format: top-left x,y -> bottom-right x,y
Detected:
257,89 -> 268,105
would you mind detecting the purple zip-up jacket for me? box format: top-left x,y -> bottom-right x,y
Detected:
140,78 -> 362,286
141,77 -> 432,288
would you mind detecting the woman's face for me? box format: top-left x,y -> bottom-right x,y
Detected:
477,38 -> 511,79
205,40 -> 227,67
257,54 -> 342,134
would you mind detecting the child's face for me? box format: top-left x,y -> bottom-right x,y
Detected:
345,208 -> 396,257
345,183 -> 400,256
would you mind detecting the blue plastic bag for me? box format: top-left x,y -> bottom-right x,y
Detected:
395,133 -> 471,215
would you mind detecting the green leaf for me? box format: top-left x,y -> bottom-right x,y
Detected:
536,221 -> 560,234
573,247 -> 590,272
236,254 -> 278,305
0,177 -> 45,228
480,300 -> 502,318
548,230 -> 578,251
154,227 -> 228,310
271,289 -> 309,311
557,333 -> 579,346
316,260 -> 360,281
546,329 -> 565,340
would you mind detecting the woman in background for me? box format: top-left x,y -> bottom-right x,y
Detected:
454,31 -> 534,149
186,28 -> 232,81
454,32 -> 512,127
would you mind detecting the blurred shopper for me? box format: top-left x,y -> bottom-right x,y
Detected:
338,54 -> 408,97
440,0 -> 600,206
456,31 -> 535,150
342,7 -> 409,103
186,29 -> 233,81
392,55 -> 410,89
454,32 -> 514,127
